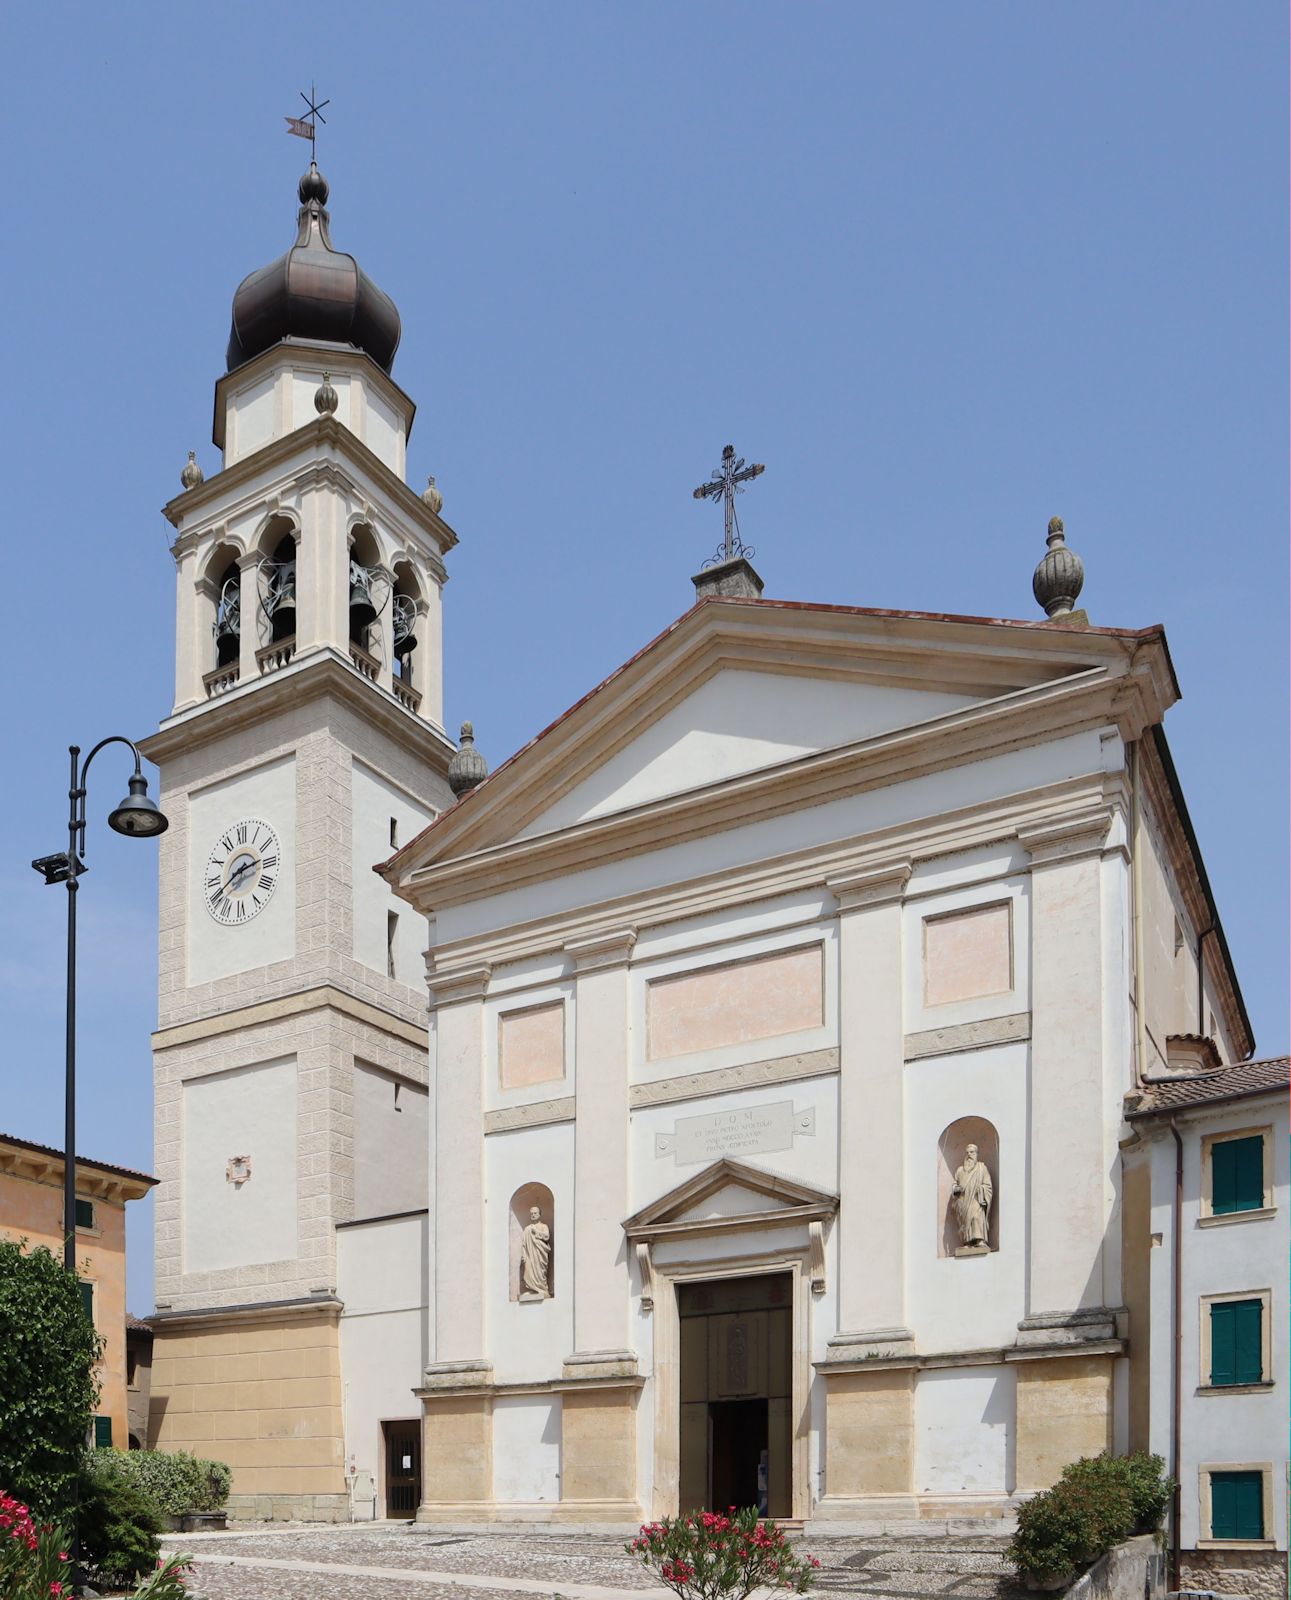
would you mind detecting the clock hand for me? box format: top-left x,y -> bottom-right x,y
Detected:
227,858 -> 256,892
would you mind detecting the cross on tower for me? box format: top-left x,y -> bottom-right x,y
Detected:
693,443 -> 766,566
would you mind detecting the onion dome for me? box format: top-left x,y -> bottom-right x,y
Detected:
448,722 -> 488,796
226,165 -> 401,374
180,450 -> 204,490
1032,516 -> 1085,618
314,372 -> 338,415
421,475 -> 443,515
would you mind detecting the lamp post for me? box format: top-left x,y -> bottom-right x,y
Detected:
31,739 -> 167,1272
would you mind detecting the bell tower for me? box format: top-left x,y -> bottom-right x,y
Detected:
141,163 -> 456,1520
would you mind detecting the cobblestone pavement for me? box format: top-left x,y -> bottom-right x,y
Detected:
162,1526 -> 1021,1600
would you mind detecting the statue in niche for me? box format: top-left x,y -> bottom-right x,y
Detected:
519,1205 -> 552,1301
951,1143 -> 993,1255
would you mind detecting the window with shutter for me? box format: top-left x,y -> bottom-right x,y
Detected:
1212,1136 -> 1264,1214
78,1280 -> 94,1323
74,1198 -> 94,1229
93,1415 -> 113,1450
1209,1299 -> 1263,1386
1210,1470 -> 1264,1540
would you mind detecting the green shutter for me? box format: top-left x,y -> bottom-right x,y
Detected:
78,1280 -> 94,1322
1212,1136 -> 1263,1214
93,1415 -> 112,1450
1211,1470 -> 1264,1540
74,1198 -> 94,1229
1210,1299 -> 1263,1386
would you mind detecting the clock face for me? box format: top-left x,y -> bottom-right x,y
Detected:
204,818 -> 282,926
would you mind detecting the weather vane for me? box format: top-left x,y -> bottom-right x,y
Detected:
285,84 -> 330,162
693,443 -> 765,566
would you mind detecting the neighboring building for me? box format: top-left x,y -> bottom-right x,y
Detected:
126,1314 -> 155,1449
0,1133 -> 157,1450
1124,1055 -> 1289,1597
145,156 -> 1273,1533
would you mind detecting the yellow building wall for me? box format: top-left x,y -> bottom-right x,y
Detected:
0,1170 -> 131,1450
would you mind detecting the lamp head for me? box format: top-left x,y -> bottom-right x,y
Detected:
108,771 -> 168,838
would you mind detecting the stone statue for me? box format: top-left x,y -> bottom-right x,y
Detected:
519,1205 -> 551,1300
951,1143 -> 993,1254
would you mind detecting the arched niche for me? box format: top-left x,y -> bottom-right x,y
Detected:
253,514 -> 300,648
508,1182 -> 555,1302
200,539 -> 243,673
347,523 -> 383,655
937,1117 -> 999,1258
390,558 -> 424,686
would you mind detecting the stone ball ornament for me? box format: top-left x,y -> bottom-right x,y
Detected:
1032,515 -> 1085,618
448,722 -> 488,796
314,372 -> 338,415
421,475 -> 444,515
180,450 -> 204,490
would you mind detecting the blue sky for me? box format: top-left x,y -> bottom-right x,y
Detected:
0,3 -> 1285,1314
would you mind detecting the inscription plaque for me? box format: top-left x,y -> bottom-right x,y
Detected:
655,1100 -> 815,1165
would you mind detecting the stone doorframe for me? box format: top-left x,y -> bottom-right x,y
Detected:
624,1158 -> 839,1524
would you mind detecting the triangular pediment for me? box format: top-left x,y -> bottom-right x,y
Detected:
384,598 -> 1176,896
623,1157 -> 838,1240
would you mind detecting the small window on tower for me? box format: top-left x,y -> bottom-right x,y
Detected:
389,817 -> 399,849
387,912 -> 398,980
1172,915 -> 1185,956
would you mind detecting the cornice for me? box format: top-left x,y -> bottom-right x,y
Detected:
1017,807 -> 1113,866
425,960 -> 492,1008
564,927 -> 638,972
405,773 -> 1112,977
396,673 -> 1128,913
827,857 -> 913,912
151,982 -> 429,1053
138,650 -> 455,771
165,415 -> 458,558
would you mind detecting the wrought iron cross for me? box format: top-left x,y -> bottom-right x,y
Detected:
693,444 -> 765,565
285,84 -> 330,160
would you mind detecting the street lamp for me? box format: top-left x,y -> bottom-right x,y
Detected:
31,739 -> 167,1272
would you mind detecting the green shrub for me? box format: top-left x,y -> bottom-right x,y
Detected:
78,1454 -> 163,1585
98,1449 -> 231,1516
1008,1453 -> 1174,1584
0,1240 -> 104,1520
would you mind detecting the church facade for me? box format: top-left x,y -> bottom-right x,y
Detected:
145,163 -> 1270,1540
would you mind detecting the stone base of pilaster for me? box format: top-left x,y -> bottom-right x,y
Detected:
1013,1351 -> 1115,1493
1015,1307 -> 1117,1347
562,1348 -> 639,1381
418,1391 -> 493,1510
821,1366 -> 916,1506
561,1385 -> 641,1505
825,1326 -> 916,1362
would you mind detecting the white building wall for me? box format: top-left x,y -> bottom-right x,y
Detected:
353,1062 -> 429,1219
915,1365 -> 1017,1495
351,760 -> 433,984
338,1213 -> 428,1512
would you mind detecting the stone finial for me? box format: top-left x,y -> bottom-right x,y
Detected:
1032,516 -> 1085,619
314,373 -> 338,416
421,475 -> 443,515
448,721 -> 488,796
180,450 -> 204,490
692,555 -> 765,602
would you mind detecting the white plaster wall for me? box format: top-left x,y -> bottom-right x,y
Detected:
230,372 -> 276,460
337,1213 -> 428,1504
492,1395 -> 562,1503
439,730 -> 1108,948
182,1058 -> 297,1272
914,1365 -> 1016,1495
365,388 -> 403,476
351,760 -> 433,983
521,672 -> 980,837
1177,1106 -> 1288,1550
904,1041 -> 1028,1352
485,1122 -> 575,1382
353,1062 -> 429,1219
187,755 -> 297,985
291,369 -> 354,432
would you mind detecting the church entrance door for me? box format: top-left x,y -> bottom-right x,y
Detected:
677,1273 -> 792,1517
382,1420 -> 421,1518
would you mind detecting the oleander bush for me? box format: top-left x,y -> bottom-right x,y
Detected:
628,1507 -> 820,1600
0,1487 -> 192,1599
0,1240 -> 104,1520
1007,1452 -> 1173,1587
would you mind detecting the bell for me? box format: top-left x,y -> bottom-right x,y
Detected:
393,629 -> 417,657
270,602 -> 296,643
349,567 -> 377,640
216,627 -> 240,667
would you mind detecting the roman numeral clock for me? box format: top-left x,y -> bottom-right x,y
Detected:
203,818 -> 282,926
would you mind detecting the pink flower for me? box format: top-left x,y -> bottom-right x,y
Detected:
50,1584 -> 63,1596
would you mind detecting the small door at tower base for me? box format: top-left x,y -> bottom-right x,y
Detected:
382,1419 -> 421,1519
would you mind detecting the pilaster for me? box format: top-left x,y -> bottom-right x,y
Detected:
174,546 -> 201,710
828,860 -> 913,1359
237,552 -> 262,683
1018,810 -> 1115,1334
564,929 -> 637,1375
426,962 -> 490,1365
